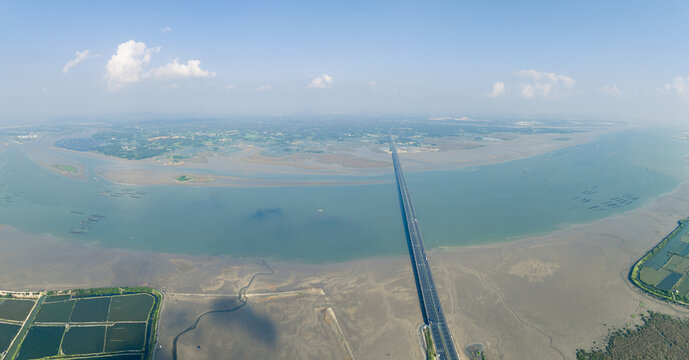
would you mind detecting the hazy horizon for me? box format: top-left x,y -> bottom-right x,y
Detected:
2,1 -> 689,125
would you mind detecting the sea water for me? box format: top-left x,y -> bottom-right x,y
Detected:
0,128 -> 686,263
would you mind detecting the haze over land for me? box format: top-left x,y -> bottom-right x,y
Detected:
3,1 -> 689,360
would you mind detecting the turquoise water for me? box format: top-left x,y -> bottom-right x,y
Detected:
408,128 -> 689,247
0,128 -> 687,263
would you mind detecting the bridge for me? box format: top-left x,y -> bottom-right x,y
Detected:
391,141 -> 460,360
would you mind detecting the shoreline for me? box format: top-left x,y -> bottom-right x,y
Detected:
19,127 -> 614,188
0,170 -> 688,359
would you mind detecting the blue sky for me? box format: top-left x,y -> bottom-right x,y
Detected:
1,0 -> 689,123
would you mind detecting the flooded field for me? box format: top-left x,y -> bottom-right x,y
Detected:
1,289 -> 160,360
0,322 -> 20,354
633,218 -> 689,300
16,325 -> 64,360
61,326 -> 106,355
0,299 -> 34,322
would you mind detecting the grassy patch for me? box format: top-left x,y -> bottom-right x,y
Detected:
639,266 -> 670,286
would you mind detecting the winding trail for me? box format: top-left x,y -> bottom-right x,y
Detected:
171,260 -> 274,360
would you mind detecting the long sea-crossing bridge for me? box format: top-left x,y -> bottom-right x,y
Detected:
391,141 -> 460,360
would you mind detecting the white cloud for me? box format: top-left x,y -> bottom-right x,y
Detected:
364,80 -> 398,93
662,76 -> 689,97
104,40 -> 216,91
148,59 -> 216,80
488,81 -> 505,97
257,84 -> 272,92
105,40 -> 158,91
307,74 -> 333,88
599,84 -> 622,96
364,80 -> 380,89
63,49 -> 97,73
161,26 -> 172,33
42,87 -> 48,93
515,69 -> 575,98
224,84 -> 237,90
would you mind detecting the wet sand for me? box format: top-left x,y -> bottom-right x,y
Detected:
1,179 -> 689,359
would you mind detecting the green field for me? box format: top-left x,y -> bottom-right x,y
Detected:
105,323 -> 146,352
0,322 -> 20,353
70,297 -> 111,322
62,326 -> 106,355
15,325 -> 64,360
108,294 -> 155,322
639,267 -> 670,286
35,300 -> 75,323
0,299 -> 35,322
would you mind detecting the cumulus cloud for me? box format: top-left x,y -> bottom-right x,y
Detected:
105,40 -> 158,90
148,59 -> 216,79
488,81 -> 505,97
308,74 -> 333,88
257,84 -> 272,92
516,69 -> 575,98
662,76 -> 689,97
599,84 -> 622,96
104,40 -> 216,91
161,26 -> 172,33
63,49 -> 97,73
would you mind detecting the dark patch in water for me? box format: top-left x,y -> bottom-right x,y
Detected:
249,208 -> 283,220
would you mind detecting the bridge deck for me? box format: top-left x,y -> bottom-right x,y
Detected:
391,142 -> 459,360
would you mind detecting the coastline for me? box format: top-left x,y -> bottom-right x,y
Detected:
0,178 -> 687,359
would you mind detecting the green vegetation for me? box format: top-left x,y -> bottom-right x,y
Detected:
53,118 -> 581,160
630,218 -> 689,305
0,322 -> 20,353
51,164 -> 77,173
175,174 -> 193,182
423,326 -> 436,360
0,299 -> 35,322
15,325 -> 64,360
577,312 -> 689,360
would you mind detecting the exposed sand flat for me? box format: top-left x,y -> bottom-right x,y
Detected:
0,179 -> 688,359
21,128 -> 610,186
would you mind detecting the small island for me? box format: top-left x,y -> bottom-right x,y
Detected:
50,164 -> 77,174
